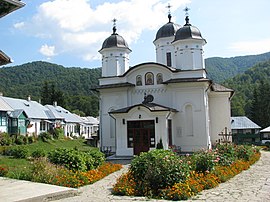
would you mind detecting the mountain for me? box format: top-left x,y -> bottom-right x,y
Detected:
205,52 -> 270,82
223,60 -> 270,119
0,61 -> 101,116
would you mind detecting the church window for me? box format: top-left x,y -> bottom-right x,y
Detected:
145,72 -> 154,85
166,52 -> 172,67
185,105 -> 194,136
156,73 -> 163,84
168,119 -> 172,146
136,75 -> 142,86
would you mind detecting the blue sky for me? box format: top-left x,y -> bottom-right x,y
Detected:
1,0 -> 270,68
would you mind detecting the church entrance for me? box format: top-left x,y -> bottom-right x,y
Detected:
127,120 -> 155,155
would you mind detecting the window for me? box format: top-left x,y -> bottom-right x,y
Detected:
136,75 -> 142,86
0,112 -> 7,126
156,73 -> 163,84
166,52 -> 172,67
185,105 -> 193,136
168,120 -> 172,146
40,121 -> 46,131
145,72 -> 154,85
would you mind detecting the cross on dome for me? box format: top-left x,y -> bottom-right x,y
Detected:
112,18 -> 117,34
183,7 -> 191,25
166,3 -> 172,22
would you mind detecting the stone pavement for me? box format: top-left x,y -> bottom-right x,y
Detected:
54,151 -> 270,202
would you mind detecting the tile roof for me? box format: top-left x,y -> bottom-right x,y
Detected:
2,96 -> 48,119
45,105 -> 82,123
231,116 -> 261,130
0,96 -> 13,111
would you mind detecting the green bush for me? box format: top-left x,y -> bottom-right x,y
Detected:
39,132 -> 52,142
31,149 -> 46,158
28,136 -> 35,144
215,143 -> 236,166
52,128 -> 65,139
235,145 -> 255,161
5,146 -> 29,159
156,139 -> 164,149
15,135 -> 25,145
0,133 -> 14,146
130,149 -> 191,195
87,149 -> 105,168
0,165 -> 8,177
193,150 -> 217,173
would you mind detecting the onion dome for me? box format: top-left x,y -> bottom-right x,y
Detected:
173,16 -> 206,43
154,13 -> 181,42
100,25 -> 130,51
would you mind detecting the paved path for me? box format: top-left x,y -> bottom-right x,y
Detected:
54,151 -> 270,202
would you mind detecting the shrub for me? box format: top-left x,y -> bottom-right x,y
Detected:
193,149 -> 217,173
5,146 -> 29,159
52,128 -> 65,139
156,139 -> 164,149
14,135 -> 26,145
0,133 -> 14,146
31,149 -> 46,158
39,132 -> 52,142
28,136 -> 35,144
48,148 -> 105,171
215,143 -> 236,166
0,165 -> 8,177
130,149 -> 191,195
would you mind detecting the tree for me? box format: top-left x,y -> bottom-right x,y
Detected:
40,81 -> 65,107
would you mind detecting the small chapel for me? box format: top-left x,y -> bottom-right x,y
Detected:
96,8 -> 234,156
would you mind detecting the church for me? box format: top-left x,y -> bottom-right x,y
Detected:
96,10 -> 234,156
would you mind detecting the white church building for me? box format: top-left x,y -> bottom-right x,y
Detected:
96,12 -> 234,156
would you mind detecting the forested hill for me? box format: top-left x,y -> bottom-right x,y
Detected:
0,61 -> 101,116
223,60 -> 270,127
205,52 -> 270,82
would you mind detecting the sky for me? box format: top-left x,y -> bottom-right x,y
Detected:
1,0 -> 270,68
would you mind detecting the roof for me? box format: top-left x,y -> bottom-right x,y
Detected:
231,116 -> 261,130
99,26 -> 130,52
77,116 -> 99,125
0,0 -> 25,18
211,83 -> 234,92
261,126 -> 270,133
173,16 -> 206,43
2,96 -> 49,119
45,105 -> 82,123
95,82 -> 135,90
110,102 -> 178,114
154,14 -> 181,42
0,96 -> 13,111
0,50 -> 11,66
163,77 -> 210,84
9,109 -> 25,118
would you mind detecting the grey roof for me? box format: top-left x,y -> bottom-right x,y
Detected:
261,126 -> 270,133
9,109 -> 25,118
95,82 -> 135,90
99,26 -> 131,51
0,96 -> 13,111
211,83 -> 234,93
231,116 -> 261,130
45,105 -> 82,123
2,96 -> 49,119
173,16 -> 206,43
154,18 -> 181,42
0,0 -> 25,18
110,102 -> 178,114
163,77 -> 210,84
0,50 -> 11,66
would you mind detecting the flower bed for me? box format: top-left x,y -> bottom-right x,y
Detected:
112,144 -> 260,200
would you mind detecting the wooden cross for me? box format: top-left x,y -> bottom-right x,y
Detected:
218,127 -> 232,143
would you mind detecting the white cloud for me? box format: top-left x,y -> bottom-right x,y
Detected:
13,22 -> 25,29
39,44 -> 56,57
229,38 -> 270,55
25,0 -> 190,62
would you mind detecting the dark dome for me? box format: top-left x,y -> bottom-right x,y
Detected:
154,22 -> 181,41
101,33 -> 129,50
154,14 -> 181,42
173,16 -> 206,43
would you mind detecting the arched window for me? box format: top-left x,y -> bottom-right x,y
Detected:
136,75 -> 142,86
145,72 -> 154,85
185,105 -> 193,136
156,73 -> 163,84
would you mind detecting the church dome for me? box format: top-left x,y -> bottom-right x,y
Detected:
173,16 -> 206,43
100,26 -> 130,51
154,14 -> 180,42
